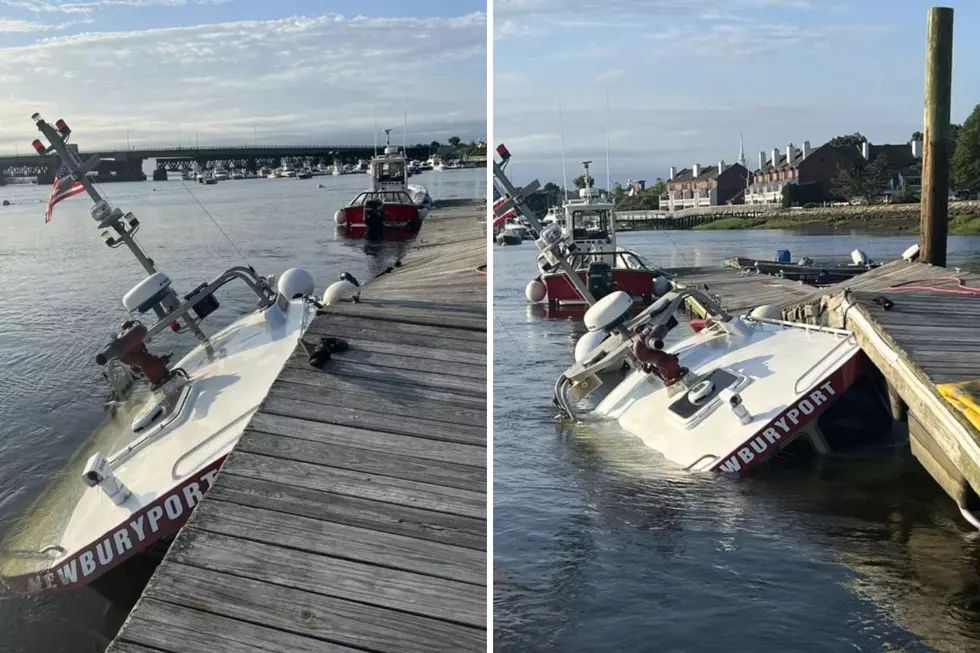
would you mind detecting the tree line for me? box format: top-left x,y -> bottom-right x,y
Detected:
830,103 -> 980,201
414,137 -> 486,157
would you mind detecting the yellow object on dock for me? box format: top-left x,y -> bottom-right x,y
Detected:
937,380 -> 980,432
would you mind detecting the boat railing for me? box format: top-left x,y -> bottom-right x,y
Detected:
685,454 -> 718,471
3,544 -> 67,561
105,359 -> 135,401
143,266 -> 274,344
170,403 -> 262,480
791,332 -> 858,395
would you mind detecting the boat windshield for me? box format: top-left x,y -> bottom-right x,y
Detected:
349,191 -> 413,206
570,208 -> 611,240
374,161 -> 405,184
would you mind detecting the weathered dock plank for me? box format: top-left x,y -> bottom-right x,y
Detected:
667,264 -> 817,316
822,277 -> 980,510
107,199 -> 487,653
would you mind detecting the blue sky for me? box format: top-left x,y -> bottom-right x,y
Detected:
494,0 -> 980,186
0,0 -> 486,151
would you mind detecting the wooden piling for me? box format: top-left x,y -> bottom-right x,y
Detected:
919,6 -> 954,266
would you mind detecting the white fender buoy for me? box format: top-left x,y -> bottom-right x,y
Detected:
652,276 -> 671,297
574,330 -> 607,363
750,304 -> 782,320
322,279 -> 360,305
525,279 -> 546,303
334,209 -> 346,225
277,268 -> 315,299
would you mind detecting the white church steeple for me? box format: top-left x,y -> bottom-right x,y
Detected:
737,133 -> 746,168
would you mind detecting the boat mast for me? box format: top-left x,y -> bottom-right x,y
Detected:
32,114 -> 160,280
32,114 -> 206,341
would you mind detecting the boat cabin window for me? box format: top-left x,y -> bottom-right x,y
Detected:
570,209 -> 611,241
349,191 -> 412,206
374,161 -> 405,184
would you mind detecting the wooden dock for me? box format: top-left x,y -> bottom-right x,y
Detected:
107,199 -> 487,653
671,258 -> 980,516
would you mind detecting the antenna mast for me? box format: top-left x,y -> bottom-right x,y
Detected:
373,105 -> 378,156
581,160 -> 593,203
605,95 -> 611,196
558,98 -> 569,198
403,93 -> 408,153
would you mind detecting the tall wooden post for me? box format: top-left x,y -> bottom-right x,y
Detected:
920,6 -> 954,266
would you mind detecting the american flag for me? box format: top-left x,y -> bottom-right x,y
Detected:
44,162 -> 85,223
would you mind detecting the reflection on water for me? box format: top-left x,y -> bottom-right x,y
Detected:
494,230 -> 980,653
0,169 -> 482,653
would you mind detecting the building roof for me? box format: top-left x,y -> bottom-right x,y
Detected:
867,143 -> 919,169
668,167 -> 694,183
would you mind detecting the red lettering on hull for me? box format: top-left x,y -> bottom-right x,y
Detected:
711,353 -> 865,474
7,457 -> 226,596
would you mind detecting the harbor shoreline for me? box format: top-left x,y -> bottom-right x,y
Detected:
688,201 -> 980,234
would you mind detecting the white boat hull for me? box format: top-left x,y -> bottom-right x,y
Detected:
593,318 -> 865,473
1,298 -> 316,595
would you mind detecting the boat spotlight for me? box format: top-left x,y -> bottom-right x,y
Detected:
31,112 -> 42,124
31,139 -> 46,155
82,453 -> 132,506
55,119 -> 71,137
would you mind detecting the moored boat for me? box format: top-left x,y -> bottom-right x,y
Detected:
334,128 -> 429,239
495,154 -> 671,309
0,113 -> 321,597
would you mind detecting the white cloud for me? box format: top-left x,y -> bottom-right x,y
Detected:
495,0 -> 815,17
0,11 -> 486,149
0,0 -> 230,14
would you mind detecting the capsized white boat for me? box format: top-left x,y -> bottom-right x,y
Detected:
0,113 -> 323,596
555,289 -> 890,474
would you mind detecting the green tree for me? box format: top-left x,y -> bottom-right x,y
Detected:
429,140 -> 441,152
448,136 -> 461,148
611,182 -> 625,203
828,132 -> 867,149
573,174 -> 594,189
911,131 -> 923,142
831,154 -> 892,203
541,182 -> 564,207
952,104 -> 980,196
614,178 -> 666,211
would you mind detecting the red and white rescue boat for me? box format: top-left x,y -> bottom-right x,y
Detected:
334,128 -> 430,239
495,160 -> 671,308
556,289 -> 892,473
0,114 -> 320,597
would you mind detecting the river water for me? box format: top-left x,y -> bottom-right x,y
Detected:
0,168 -> 483,653
494,230 -> 980,653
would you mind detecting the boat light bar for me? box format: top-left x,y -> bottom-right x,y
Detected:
55,119 -> 71,137
31,139 -> 46,155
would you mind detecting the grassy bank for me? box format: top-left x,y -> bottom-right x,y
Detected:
690,201 -> 980,234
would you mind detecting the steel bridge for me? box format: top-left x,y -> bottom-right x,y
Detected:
0,143 -> 435,184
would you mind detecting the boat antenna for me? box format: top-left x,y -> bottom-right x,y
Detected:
605,94 -> 611,197
581,160 -> 592,203
558,97 -> 569,196
373,105 -> 378,156
403,93 -> 408,154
